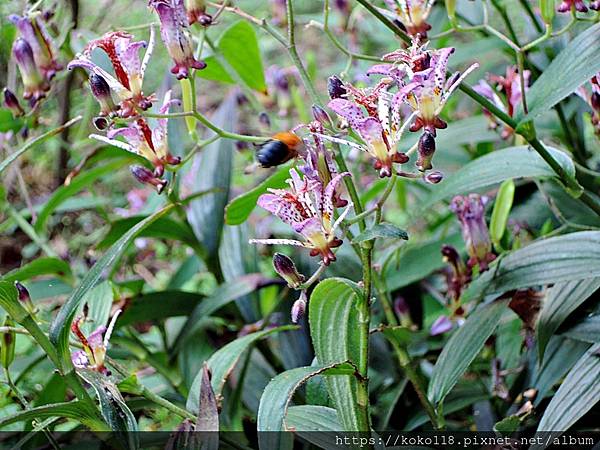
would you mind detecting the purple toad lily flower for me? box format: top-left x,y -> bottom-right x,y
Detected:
383,0 -> 436,36
322,80 -> 415,177
9,12 -> 62,81
249,169 -> 352,265
90,91 -> 181,181
473,66 -> 530,139
450,194 -> 495,271
69,30 -> 155,117
557,0 -> 598,12
12,38 -> 49,105
149,0 -> 207,79
71,310 -> 121,375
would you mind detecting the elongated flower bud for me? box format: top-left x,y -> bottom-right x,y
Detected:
1,317 -> 16,369
540,0 -> 555,23
327,75 -> 346,99
312,104 -> 332,127
185,0 -> 212,25
291,291 -> 307,324
15,281 -> 35,314
130,165 -> 168,194
416,131 -> 436,172
424,170 -> 443,184
3,88 -> 24,117
445,0 -> 457,24
90,74 -> 116,116
13,38 -> 49,104
272,253 -> 305,288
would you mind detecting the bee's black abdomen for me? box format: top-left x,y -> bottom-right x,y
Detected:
256,140 -> 294,168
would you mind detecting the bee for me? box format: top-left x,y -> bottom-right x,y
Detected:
255,132 -> 303,168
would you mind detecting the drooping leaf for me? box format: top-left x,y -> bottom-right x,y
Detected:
515,22 -> 600,125
462,231 -> 600,304
117,291 -> 205,327
428,299 -> 509,406
186,325 -> 297,414
196,55 -> 235,84
0,401 -> 103,430
170,274 -> 273,354
309,278 -> 368,432
536,343 -> 600,432
49,205 -> 175,370
352,223 -> 408,243
257,363 -> 356,450
1,257 -> 73,283
218,21 -> 267,93
187,93 -> 237,269
421,146 -> 574,208
536,278 -> 600,360
35,159 -> 131,233
225,166 -> 291,225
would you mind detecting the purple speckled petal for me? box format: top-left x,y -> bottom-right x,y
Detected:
432,47 -> 455,89
115,37 -> 146,76
87,325 -> 107,348
430,315 -> 453,336
257,193 -> 307,226
292,217 -> 322,239
71,350 -> 89,368
68,57 -> 130,98
323,172 -> 350,221
473,80 -> 505,111
354,117 -> 384,148
328,98 -> 366,127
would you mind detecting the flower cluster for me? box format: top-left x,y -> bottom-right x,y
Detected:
383,0 -> 436,37
474,66 -> 530,139
7,11 -> 62,108
326,38 -> 477,176
556,0 -> 599,12
71,310 -> 121,375
576,74 -> 600,136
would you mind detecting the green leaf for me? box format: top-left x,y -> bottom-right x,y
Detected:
257,363 -> 355,450
352,222 -> 408,243
186,325 -> 297,414
196,55 -> 235,84
35,159 -> 131,233
116,290 -> 204,327
428,299 -> 509,406
537,343 -> 600,432
462,231 -> 600,304
0,108 -> 24,133
0,401 -> 103,430
421,146 -> 574,208
286,405 -> 341,431
383,233 -> 463,291
80,281 -> 113,335
218,21 -> 267,93
490,179 -> 515,247
515,23 -> 600,125
494,415 -> 521,434
170,274 -> 271,354
225,166 -> 291,225
187,93 -> 237,267
98,215 -> 199,250
49,205 -> 175,370
536,278 -> 600,360
563,306 -> 600,344
1,257 -> 72,283
309,278 -> 367,432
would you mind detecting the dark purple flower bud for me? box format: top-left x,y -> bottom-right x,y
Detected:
557,0 -> 588,11
394,296 -> 409,316
130,165 -> 168,194
450,194 -> 494,270
3,88 -> 24,117
259,111 -> 271,128
591,0 -> 600,9
416,131 -> 436,172
12,38 -> 49,104
430,315 -> 453,336
15,281 -> 35,313
591,92 -> 600,111
93,116 -> 110,131
272,253 -> 305,288
89,74 -> 116,116
291,291 -> 307,324
311,104 -> 332,127
424,170 -> 443,184
150,0 -> 207,79
185,0 -> 208,25
327,75 -> 346,99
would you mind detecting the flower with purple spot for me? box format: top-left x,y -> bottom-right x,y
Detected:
249,168 -> 352,265
71,310 -> 121,375
383,0 -> 436,36
149,0 -> 207,79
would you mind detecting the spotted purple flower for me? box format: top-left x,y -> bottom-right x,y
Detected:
249,169 -> 352,265
71,310 -> 121,375
12,38 -> 49,105
383,0 -> 436,36
69,30 -> 155,117
556,0 -> 593,12
90,91 -> 181,181
149,0 -> 207,79
474,66 -> 530,139
321,80 -> 414,177
450,194 -> 495,271
9,12 -> 63,81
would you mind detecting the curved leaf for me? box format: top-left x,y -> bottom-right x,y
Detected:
537,343 -> 600,432
536,278 -> 600,360
0,401 -> 102,430
309,278 -> 367,431
422,146 -> 574,208
462,231 -> 600,304
352,222 -> 408,243
1,257 -> 72,283
428,299 -> 509,406
286,405 -> 341,431
516,22 -> 600,125
258,363 -> 355,450
186,325 -> 297,414
49,205 -> 175,370
225,166 -> 291,225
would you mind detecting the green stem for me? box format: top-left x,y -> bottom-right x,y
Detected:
141,386 -> 195,421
